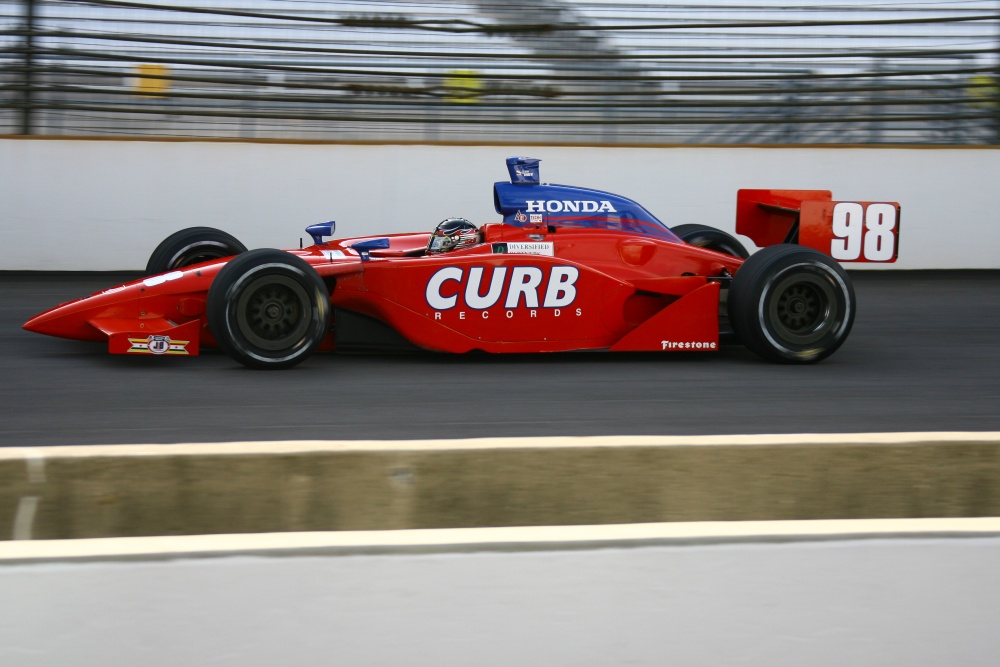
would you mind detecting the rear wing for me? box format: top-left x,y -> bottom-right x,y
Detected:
736,189 -> 900,263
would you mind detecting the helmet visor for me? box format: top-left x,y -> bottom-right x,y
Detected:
427,233 -> 454,254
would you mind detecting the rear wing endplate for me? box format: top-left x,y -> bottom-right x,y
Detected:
736,189 -> 900,263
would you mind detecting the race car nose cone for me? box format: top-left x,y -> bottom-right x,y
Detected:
23,301 -> 99,341
23,308 -> 66,336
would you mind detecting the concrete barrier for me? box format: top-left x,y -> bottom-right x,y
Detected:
3,520 -> 1000,666
4,433 -> 1000,540
2,139 -> 999,271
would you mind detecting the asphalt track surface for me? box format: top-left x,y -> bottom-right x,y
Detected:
2,271 -> 998,447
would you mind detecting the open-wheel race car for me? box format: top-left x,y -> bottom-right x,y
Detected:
24,157 -> 899,369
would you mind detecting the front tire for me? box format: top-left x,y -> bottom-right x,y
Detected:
207,249 -> 330,369
146,227 -> 247,276
728,245 -> 855,363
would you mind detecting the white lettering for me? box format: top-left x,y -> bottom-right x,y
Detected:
505,267 -> 544,309
660,340 -> 718,350
831,202 -> 864,261
543,266 -> 579,308
524,200 -> 618,215
832,202 -> 897,262
465,266 -> 507,309
426,265 -> 580,313
864,203 -> 898,262
426,266 -> 463,310
429,305 -> 584,322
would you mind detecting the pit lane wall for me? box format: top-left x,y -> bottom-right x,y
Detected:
1,138 -> 998,271
3,433 -> 1000,540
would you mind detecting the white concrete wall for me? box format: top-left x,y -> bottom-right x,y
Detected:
2,521 -> 1000,667
1,139 -> 997,271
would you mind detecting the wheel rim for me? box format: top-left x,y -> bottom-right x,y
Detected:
235,275 -> 312,352
763,266 -> 842,347
776,282 -> 824,332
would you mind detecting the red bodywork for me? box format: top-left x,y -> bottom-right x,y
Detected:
737,189 -> 901,263
23,186 -> 899,358
24,223 -> 737,356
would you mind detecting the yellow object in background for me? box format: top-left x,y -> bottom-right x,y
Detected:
135,64 -> 170,97
444,70 -> 482,104
967,75 -> 998,108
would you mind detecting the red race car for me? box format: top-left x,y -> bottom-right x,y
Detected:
24,157 -> 899,369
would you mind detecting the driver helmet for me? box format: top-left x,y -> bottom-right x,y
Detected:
427,217 -> 480,254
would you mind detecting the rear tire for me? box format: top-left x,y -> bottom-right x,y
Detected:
672,223 -> 749,259
207,249 -> 330,369
146,227 -> 247,276
728,244 -> 855,363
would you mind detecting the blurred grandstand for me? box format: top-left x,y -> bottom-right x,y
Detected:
1,0 -> 998,144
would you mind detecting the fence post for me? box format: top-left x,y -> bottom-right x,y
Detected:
995,2 -> 1000,144
19,0 -> 37,135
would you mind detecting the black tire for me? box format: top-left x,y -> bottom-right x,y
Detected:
672,223 -> 749,259
207,249 -> 330,370
728,244 -> 855,364
145,227 -> 247,276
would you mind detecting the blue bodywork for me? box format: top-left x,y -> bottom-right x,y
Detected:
495,157 -> 680,242
350,237 -> 391,261
306,220 -> 336,244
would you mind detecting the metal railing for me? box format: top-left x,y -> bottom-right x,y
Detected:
1,0 -> 998,144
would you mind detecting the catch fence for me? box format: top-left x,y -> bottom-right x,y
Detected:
1,0 -> 998,144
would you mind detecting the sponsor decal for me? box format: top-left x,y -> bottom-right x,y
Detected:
529,213 -> 543,223
526,200 -> 617,213
142,271 -> 184,288
321,249 -> 349,260
513,211 -> 528,223
426,265 -> 580,316
128,334 -> 191,355
491,242 -> 554,257
661,340 -> 717,350
514,167 -> 534,180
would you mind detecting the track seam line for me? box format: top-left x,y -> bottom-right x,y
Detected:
2,431 -> 999,460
